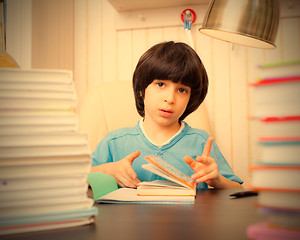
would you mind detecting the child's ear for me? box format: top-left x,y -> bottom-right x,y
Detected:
139,91 -> 143,97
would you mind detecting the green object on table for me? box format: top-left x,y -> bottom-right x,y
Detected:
87,172 -> 118,200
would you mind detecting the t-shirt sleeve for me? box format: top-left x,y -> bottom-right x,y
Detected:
210,141 -> 244,184
91,135 -> 113,167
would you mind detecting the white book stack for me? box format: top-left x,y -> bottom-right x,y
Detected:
0,68 -> 97,235
247,60 -> 300,240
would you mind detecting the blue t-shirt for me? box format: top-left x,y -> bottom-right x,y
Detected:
92,121 -> 243,190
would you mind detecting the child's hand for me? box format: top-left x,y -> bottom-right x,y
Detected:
112,151 -> 141,188
94,151 -> 141,188
184,137 -> 221,187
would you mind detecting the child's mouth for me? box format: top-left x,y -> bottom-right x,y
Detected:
159,109 -> 173,118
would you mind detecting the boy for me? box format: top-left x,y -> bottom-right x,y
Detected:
91,41 -> 243,190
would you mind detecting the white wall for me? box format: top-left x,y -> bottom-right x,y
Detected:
6,0 -> 31,69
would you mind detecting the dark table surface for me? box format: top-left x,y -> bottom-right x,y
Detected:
1,189 -> 265,240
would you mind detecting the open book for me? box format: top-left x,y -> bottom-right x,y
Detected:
137,155 -> 196,196
92,156 -> 196,204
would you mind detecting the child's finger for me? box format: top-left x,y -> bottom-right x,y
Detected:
117,174 -> 138,188
196,155 -> 212,164
126,151 -> 141,164
116,180 -> 126,188
191,163 -> 215,180
195,170 -> 218,184
184,156 -> 198,169
202,137 -> 213,158
131,178 -> 141,186
127,167 -> 141,183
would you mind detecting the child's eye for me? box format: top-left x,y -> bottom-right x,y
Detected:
156,82 -> 165,88
178,87 -> 189,94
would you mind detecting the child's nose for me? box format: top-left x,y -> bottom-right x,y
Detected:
164,89 -> 176,104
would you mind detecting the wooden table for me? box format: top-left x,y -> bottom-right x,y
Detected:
1,189 -> 265,240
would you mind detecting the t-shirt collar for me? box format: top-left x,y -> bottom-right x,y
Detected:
139,119 -> 185,148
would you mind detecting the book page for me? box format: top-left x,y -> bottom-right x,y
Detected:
138,180 -> 187,189
144,155 -> 195,189
142,164 -> 193,189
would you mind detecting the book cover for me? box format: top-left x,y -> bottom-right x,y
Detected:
0,154 -> 91,164
0,158 -> 91,178
247,221 -> 300,240
253,116 -> 300,138
0,124 -> 79,135
256,138 -> 300,165
259,206 -> 300,229
0,144 -> 91,158
0,175 -> 87,192
255,190 -> 300,211
0,184 -> 89,201
249,165 -> 300,191
0,196 -> 95,218
255,59 -> 300,80
249,78 -> 300,118
0,68 -> 73,84
0,97 -> 78,110
0,207 -> 98,228
95,187 -> 195,204
0,216 -> 95,236
0,108 -> 76,118
0,89 -> 76,100
0,80 -> 75,92
0,132 -> 89,147
0,109 -> 78,126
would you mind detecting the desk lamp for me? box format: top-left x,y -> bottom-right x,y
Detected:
199,0 -> 280,49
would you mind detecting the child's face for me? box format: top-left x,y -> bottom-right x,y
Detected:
143,79 -> 191,128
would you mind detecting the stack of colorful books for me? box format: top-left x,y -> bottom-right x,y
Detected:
247,60 -> 300,240
0,69 -> 97,235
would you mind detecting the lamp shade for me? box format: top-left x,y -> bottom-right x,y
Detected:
199,0 -> 280,49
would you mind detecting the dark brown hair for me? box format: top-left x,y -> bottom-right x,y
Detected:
133,41 -> 208,122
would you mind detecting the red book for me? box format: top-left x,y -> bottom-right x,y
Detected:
247,221 -> 300,240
